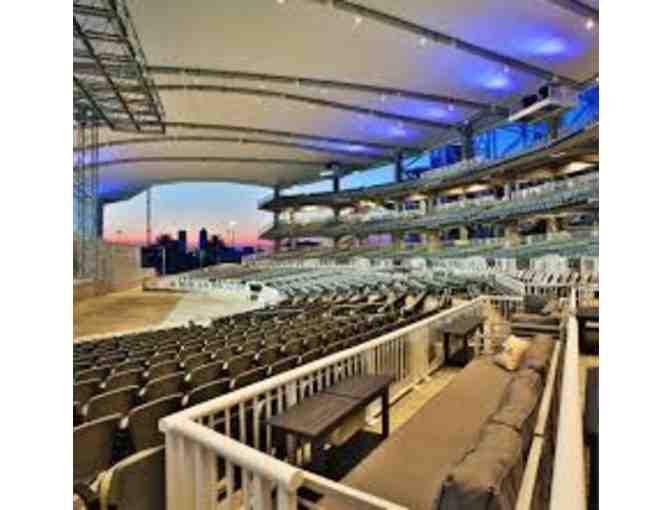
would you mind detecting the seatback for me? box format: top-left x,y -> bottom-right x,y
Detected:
232,366 -> 267,390
184,379 -> 230,407
102,369 -> 144,392
270,355 -> 299,376
99,446 -> 165,510
74,414 -> 121,485
256,346 -> 279,366
185,361 -> 224,388
76,367 -> 108,382
182,352 -> 214,372
225,353 -> 254,378
83,386 -> 139,422
139,372 -> 185,403
128,395 -> 182,451
74,378 -> 101,407
144,360 -> 181,381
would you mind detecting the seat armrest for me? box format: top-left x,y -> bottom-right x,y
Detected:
74,482 -> 100,510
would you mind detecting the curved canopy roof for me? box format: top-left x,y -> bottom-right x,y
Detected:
74,0 -> 599,203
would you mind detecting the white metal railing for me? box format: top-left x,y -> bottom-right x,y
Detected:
160,298 -> 486,510
549,289 -> 587,510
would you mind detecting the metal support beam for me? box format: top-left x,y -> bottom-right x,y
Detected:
76,81 -> 455,130
546,0 -> 598,22
304,0 -> 578,85
115,121 -> 419,152
74,77 -> 115,129
73,135 -> 389,161
74,17 -> 141,131
92,156 -> 362,170
146,187 -> 152,246
146,65 -> 501,112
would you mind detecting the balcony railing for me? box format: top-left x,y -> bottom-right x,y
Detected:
259,117 -> 598,210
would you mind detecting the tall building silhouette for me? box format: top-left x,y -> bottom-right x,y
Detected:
198,228 -> 208,251
177,230 -> 187,254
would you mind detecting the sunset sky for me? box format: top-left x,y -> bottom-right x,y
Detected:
103,163 -> 397,249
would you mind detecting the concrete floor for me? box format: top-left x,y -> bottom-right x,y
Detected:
74,287 -> 184,340
74,287 -> 268,341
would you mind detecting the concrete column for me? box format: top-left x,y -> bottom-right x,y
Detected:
395,151 -> 404,182
546,217 -> 559,234
96,202 -> 105,238
334,206 -> 341,221
548,115 -> 561,139
273,186 -> 281,200
426,230 -> 441,253
504,222 -> 520,244
392,232 -> 405,251
459,226 -> 469,241
333,176 -> 340,193
461,123 -> 475,160
425,195 -> 436,216
504,183 -> 512,201
273,239 -> 281,252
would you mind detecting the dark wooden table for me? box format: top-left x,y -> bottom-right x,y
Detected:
269,375 -> 393,475
324,374 -> 393,438
577,307 -> 599,355
441,315 -> 483,367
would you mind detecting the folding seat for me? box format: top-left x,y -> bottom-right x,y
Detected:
128,395 -> 182,451
101,368 -> 144,392
178,344 -> 203,361
269,355 -> 299,376
213,345 -> 234,362
224,353 -> 254,378
108,359 -> 144,375
97,354 -> 127,368
299,348 -> 323,365
256,346 -> 280,366
184,361 -> 225,389
149,351 -> 177,366
303,335 -> 325,351
74,379 -> 102,410
138,373 -> 185,403
183,379 -> 230,407
143,360 -> 181,381
232,366 -> 267,390
76,367 -> 109,382
96,446 -> 165,510
74,414 -> 121,489
181,351 -> 214,372
281,340 -> 302,357
81,386 -> 139,424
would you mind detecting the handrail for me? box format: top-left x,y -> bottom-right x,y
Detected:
550,288 -> 587,510
161,416 -> 304,491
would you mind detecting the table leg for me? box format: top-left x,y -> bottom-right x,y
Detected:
312,437 -> 328,476
286,434 -> 297,465
381,390 -> 390,438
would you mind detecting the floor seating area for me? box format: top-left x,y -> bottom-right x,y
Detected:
73,286 -> 452,508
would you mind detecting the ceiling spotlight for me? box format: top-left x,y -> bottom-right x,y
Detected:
419,37 -> 427,47
585,18 -> 595,30
354,16 -> 362,25
448,103 -> 454,112
503,65 -> 510,74
276,0 -> 286,4
380,94 -> 387,102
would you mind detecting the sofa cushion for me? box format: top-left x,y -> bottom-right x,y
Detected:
493,335 -> 531,372
433,424 -> 525,510
520,335 -> 555,375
